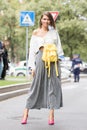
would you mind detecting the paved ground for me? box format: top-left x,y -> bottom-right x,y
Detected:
0,77 -> 87,130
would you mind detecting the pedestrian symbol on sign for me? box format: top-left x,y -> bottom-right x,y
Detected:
20,11 -> 35,26
22,14 -> 33,25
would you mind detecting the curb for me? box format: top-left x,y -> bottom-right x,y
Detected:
0,78 -> 70,101
0,82 -> 31,93
0,88 -> 29,101
0,82 -> 31,101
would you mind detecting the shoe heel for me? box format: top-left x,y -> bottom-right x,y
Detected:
48,120 -> 54,125
21,115 -> 28,125
21,119 -> 27,124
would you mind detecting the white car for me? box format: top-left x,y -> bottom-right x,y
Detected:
60,60 -> 72,71
6,63 -> 15,76
7,60 -> 71,78
14,60 -> 30,76
7,61 -> 29,77
14,66 -> 27,76
61,67 -> 71,79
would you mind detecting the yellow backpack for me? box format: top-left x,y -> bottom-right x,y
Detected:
42,43 -> 58,77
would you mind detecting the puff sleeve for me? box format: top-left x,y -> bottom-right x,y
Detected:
56,30 -> 64,57
28,36 -> 36,70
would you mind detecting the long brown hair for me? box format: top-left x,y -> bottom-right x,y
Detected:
39,12 -> 55,29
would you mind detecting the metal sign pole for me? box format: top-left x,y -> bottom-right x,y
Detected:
20,11 -> 35,79
26,27 -> 29,79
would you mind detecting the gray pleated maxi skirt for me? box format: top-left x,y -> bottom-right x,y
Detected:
26,50 -> 63,109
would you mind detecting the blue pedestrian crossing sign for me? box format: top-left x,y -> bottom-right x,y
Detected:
20,11 -> 35,26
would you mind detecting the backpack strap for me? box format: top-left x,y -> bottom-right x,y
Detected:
45,60 -> 58,77
55,61 -> 58,77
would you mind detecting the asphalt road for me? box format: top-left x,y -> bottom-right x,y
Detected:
0,77 -> 87,130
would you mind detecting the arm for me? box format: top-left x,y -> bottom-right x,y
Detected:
55,30 -> 64,59
28,36 -> 36,70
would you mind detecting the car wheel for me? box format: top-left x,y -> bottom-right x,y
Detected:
17,73 -> 25,76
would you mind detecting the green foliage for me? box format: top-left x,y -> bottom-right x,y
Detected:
0,0 -> 87,62
58,0 -> 87,61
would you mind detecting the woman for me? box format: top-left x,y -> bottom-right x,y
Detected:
21,11 -> 64,125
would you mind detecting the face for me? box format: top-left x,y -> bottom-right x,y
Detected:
41,15 -> 50,28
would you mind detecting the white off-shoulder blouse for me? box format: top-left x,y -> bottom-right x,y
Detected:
28,29 -> 64,70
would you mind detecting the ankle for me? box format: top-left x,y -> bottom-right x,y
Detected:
23,114 -> 28,120
49,109 -> 54,121
49,115 -> 54,121
23,109 -> 29,119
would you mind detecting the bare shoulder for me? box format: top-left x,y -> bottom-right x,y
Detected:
32,28 -> 40,35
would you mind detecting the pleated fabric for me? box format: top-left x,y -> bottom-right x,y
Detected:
26,50 -> 63,109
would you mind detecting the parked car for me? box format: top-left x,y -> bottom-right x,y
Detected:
61,66 -> 71,79
6,63 -> 16,76
80,62 -> 87,74
7,60 -> 29,77
14,66 -> 27,76
7,60 -> 72,78
60,60 -> 72,71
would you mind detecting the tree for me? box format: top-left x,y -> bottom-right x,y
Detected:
0,0 -> 87,62
57,0 -> 87,60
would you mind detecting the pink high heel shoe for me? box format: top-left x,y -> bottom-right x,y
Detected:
21,119 -> 27,124
21,115 -> 28,124
48,120 -> 54,125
